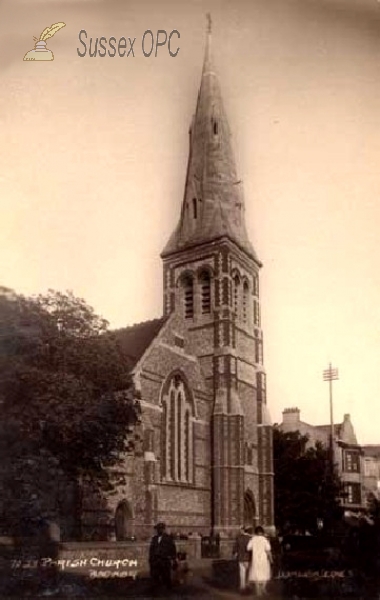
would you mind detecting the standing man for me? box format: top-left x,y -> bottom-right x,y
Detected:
233,526 -> 252,593
149,522 -> 177,592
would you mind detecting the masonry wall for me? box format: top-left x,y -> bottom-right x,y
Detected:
133,314 -> 213,535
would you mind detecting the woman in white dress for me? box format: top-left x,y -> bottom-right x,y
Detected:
247,526 -> 272,596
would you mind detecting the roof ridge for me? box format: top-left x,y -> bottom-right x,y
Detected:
111,316 -> 166,333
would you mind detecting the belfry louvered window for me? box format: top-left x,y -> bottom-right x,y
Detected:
182,275 -> 194,319
199,270 -> 211,314
161,374 -> 194,484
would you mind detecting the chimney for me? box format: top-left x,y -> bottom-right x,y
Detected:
282,407 -> 300,426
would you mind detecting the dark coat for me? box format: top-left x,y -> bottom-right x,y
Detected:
233,532 -> 251,562
149,532 -> 177,565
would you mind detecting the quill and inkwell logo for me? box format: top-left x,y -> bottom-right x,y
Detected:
23,22 -> 66,61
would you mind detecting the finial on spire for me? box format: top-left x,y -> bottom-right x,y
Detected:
206,13 -> 212,34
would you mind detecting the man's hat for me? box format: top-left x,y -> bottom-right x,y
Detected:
155,522 -> 166,530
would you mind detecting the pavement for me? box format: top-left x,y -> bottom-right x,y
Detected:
3,557 -> 379,598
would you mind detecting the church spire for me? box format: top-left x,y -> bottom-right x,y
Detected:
162,17 -> 258,262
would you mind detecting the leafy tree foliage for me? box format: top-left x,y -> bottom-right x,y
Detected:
273,427 -> 343,534
0,287 -> 140,536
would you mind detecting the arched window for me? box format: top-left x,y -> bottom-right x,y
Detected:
115,500 -> 134,541
244,490 -> 257,529
243,280 -> 249,323
161,374 -> 194,484
182,275 -> 194,319
199,270 -> 211,314
233,274 -> 240,317
185,411 -> 190,481
169,390 -> 175,479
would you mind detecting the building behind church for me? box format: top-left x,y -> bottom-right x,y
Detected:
362,445 -> 380,502
279,408 -> 365,512
81,27 -> 274,541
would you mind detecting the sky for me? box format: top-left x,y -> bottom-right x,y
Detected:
1,0 -> 379,443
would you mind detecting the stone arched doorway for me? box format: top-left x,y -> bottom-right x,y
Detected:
244,490 -> 256,529
115,500 -> 134,541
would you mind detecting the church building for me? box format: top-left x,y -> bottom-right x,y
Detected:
82,24 -> 274,541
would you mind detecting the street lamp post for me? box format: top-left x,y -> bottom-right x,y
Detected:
323,363 -> 339,472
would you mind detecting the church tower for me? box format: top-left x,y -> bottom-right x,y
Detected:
161,18 -> 274,533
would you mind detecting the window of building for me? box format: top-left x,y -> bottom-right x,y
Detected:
243,280 -> 249,323
161,374 -> 194,484
364,458 -> 377,477
182,275 -> 194,319
213,120 -> 218,135
192,198 -> 197,219
345,483 -> 361,505
199,270 -> 211,314
344,451 -> 360,473
174,335 -> 185,348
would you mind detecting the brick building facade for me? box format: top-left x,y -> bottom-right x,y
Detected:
82,25 -> 274,541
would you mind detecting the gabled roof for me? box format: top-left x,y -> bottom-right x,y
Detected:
315,417 -> 358,445
315,424 -> 342,438
110,317 -> 166,369
281,408 -> 359,446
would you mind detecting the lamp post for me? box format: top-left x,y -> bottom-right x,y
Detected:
323,363 -> 339,472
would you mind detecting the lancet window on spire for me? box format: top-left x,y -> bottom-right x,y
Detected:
192,198 -> 197,219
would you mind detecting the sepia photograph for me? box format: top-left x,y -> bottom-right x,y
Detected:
0,0 -> 379,597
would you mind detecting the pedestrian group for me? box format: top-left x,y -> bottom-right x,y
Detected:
148,521 -> 272,596
233,525 -> 273,595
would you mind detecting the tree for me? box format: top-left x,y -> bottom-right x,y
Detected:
0,287 -> 141,538
273,427 -> 343,534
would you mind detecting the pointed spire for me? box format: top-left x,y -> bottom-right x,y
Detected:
203,13 -> 212,74
162,18 -> 258,262
206,12 -> 212,34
